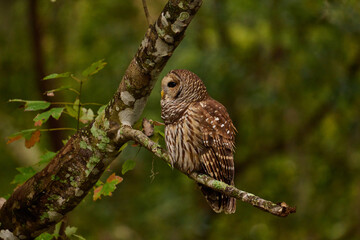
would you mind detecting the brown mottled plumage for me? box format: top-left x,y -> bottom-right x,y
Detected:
161,69 -> 236,214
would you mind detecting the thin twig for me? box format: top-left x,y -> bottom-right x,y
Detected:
45,88 -> 80,95
142,0 -> 151,25
120,126 -> 296,217
39,128 -> 77,132
70,74 -> 82,83
50,102 -> 103,106
76,80 -> 83,132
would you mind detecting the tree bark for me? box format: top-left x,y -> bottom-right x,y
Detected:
0,0 -> 203,238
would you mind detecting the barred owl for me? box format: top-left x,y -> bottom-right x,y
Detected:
161,69 -> 236,214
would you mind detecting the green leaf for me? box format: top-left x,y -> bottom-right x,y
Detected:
62,136 -> 71,145
25,101 -> 51,111
118,142 -> 128,153
8,129 -> 36,140
157,130 -> 165,138
122,159 -> 136,175
73,234 -> 86,240
49,107 -> 64,120
65,99 -> 95,124
65,104 -> 77,118
12,166 -> 37,185
154,128 -> 165,140
33,107 -> 64,125
34,233 -> 53,240
93,173 -> 123,200
73,99 -> 80,113
150,132 -> 161,143
97,105 -> 107,115
8,129 -> 41,148
133,118 -> 143,130
43,72 -> 71,80
65,226 -> 78,237
38,151 -> 58,165
65,99 -> 80,119
25,101 -> 50,111
53,221 -> 62,238
151,127 -> 165,143
82,59 -> 107,77
79,108 -> 94,123
9,99 -> 50,111
95,180 -> 103,187
101,181 -> 118,196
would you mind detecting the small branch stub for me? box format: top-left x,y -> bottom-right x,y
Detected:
277,202 -> 297,217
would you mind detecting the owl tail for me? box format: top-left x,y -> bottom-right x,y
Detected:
198,184 -> 236,214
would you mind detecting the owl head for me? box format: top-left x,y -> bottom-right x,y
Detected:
161,69 -> 208,103
160,69 -> 209,123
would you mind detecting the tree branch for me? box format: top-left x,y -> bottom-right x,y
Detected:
121,126 -> 296,217
0,0 -> 203,238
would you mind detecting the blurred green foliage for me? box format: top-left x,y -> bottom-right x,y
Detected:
1,0 -> 360,239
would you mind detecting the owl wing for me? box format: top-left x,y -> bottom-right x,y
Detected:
189,98 -> 236,213
193,98 -> 236,184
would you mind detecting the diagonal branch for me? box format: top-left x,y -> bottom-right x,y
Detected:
0,1 -> 203,238
121,126 -> 296,217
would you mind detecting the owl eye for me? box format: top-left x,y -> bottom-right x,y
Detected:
167,81 -> 177,88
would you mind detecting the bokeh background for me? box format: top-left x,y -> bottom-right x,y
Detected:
1,0 -> 360,239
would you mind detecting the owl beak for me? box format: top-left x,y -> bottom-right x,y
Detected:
161,90 -> 164,99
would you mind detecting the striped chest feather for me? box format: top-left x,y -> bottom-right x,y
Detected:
164,110 -> 203,173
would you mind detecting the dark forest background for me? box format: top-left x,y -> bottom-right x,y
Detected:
1,0 -> 360,239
